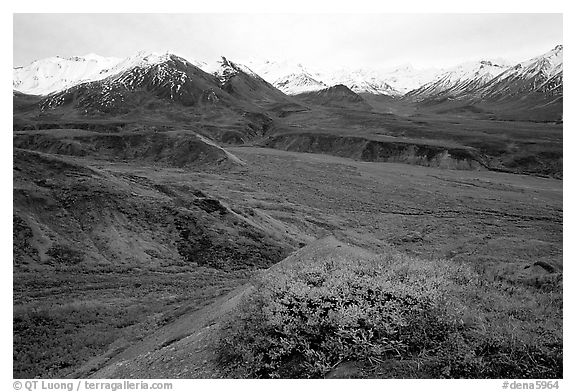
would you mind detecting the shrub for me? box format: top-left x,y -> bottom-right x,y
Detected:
217,252 -> 467,378
217,249 -> 562,379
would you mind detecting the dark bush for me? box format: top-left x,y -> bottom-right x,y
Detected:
217,252 -> 562,378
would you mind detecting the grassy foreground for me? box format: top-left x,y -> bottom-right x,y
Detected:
217,241 -> 562,378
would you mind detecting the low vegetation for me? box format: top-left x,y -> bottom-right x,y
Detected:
218,249 -> 562,378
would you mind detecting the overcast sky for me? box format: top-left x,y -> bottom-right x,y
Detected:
13,13 -> 562,70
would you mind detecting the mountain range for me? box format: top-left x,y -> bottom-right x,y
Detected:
13,45 -> 563,122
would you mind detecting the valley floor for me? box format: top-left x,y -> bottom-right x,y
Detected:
13,144 -> 562,378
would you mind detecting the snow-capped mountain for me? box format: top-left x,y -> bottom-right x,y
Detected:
244,60 -> 321,83
243,60 -> 328,95
478,45 -> 563,100
378,64 -> 441,94
200,57 -> 295,105
13,51 -> 208,96
13,45 -> 563,109
405,59 -> 510,101
317,68 -> 401,96
404,46 -> 563,105
273,71 -> 328,95
34,50 -> 301,117
273,73 -> 327,95
243,59 -> 441,96
40,52 -> 232,113
204,57 -> 262,84
245,60 -> 403,96
13,54 -> 123,95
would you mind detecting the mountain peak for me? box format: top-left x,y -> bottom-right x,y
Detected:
220,56 -> 232,67
208,57 -> 262,83
128,51 -> 177,65
532,45 -> 563,61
